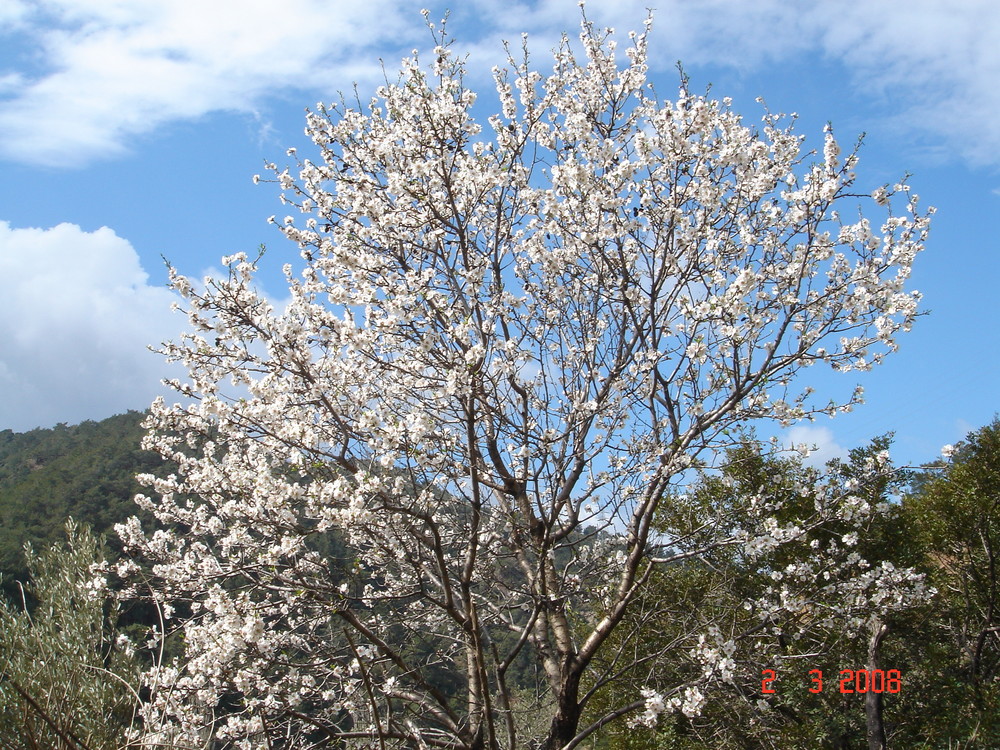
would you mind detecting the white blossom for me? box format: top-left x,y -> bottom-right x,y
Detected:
119,10 -> 931,749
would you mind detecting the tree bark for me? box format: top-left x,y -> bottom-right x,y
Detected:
543,665 -> 582,750
866,618 -> 889,750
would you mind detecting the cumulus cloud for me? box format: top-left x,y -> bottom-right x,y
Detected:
0,221 -> 183,431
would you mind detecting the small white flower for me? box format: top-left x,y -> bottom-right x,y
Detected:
680,686 -> 706,718
941,444 -> 955,459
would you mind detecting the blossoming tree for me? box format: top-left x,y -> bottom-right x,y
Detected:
119,12 -> 933,750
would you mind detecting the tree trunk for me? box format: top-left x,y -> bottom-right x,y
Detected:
543,667 -> 582,750
866,618 -> 889,750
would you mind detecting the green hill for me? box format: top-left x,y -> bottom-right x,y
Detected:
0,411 -> 163,600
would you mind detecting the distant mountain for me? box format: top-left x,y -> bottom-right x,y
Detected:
0,411 -> 164,601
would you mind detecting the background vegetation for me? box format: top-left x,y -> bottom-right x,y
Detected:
0,411 -> 160,604
0,412 -> 997,747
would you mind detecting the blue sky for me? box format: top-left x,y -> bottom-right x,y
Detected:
0,0 -> 997,468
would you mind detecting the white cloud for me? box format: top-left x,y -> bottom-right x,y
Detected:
0,0 -> 29,28
784,425 -> 847,468
0,221 -> 183,431
1,1 -> 998,167
467,0 -> 1000,167
803,1 -> 1000,166
0,0 -> 415,166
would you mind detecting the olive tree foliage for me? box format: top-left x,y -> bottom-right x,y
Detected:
0,520 -> 140,750
118,11 -> 932,750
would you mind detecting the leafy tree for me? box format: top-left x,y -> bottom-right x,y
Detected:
119,11 -> 932,749
898,419 -> 1000,746
0,519 -> 141,749
581,435 -> 926,750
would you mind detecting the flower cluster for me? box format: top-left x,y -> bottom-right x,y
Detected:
630,686 -> 707,728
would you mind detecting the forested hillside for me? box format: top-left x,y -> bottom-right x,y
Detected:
0,411 -> 162,600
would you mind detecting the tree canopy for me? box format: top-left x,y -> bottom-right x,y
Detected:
116,11 -> 932,750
